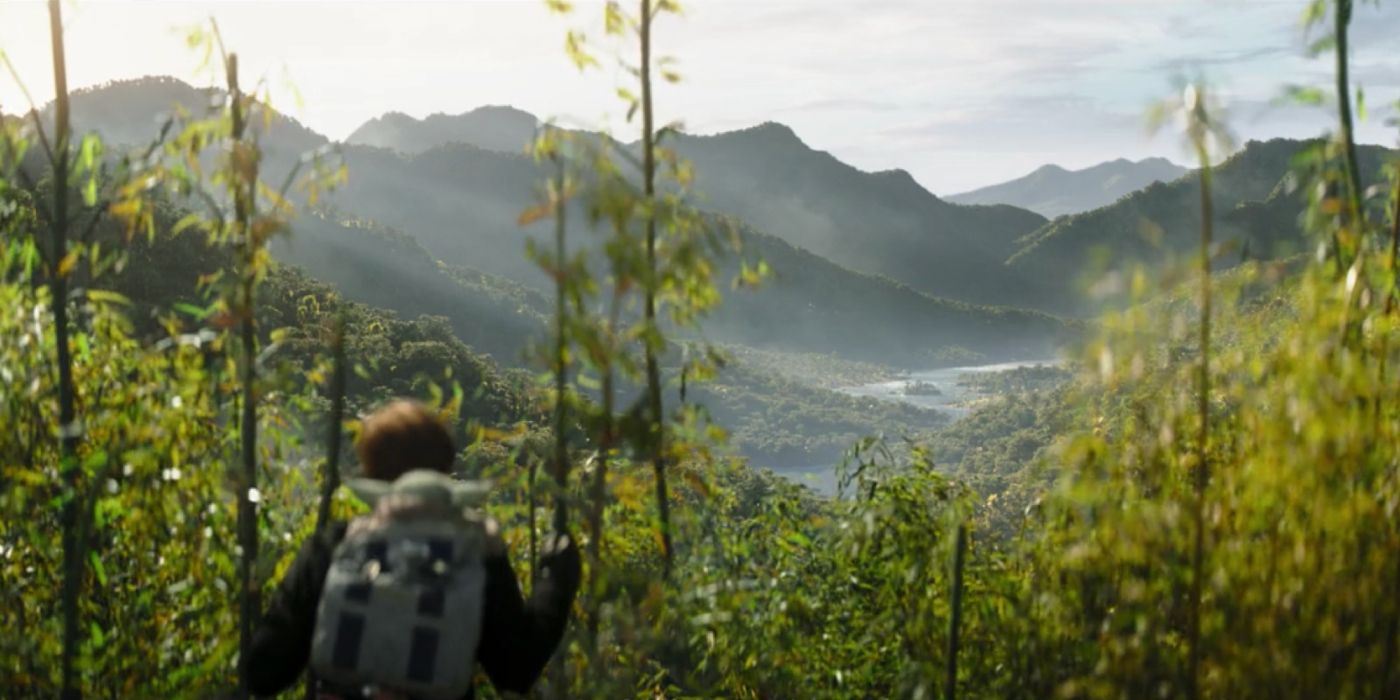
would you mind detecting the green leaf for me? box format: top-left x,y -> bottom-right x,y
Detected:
1307,34 -> 1336,56
173,302 -> 210,320
1299,0 -> 1326,27
83,449 -> 108,471
79,133 -> 100,172
1278,85 -> 1327,107
89,551 -> 108,586
172,212 -> 203,236
87,289 -> 130,306
604,1 -> 626,34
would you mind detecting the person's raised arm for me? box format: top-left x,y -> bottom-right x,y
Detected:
474,525 -> 581,694
247,524 -> 342,697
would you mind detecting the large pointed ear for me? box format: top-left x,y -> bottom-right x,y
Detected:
344,477 -> 392,507
448,480 -> 492,509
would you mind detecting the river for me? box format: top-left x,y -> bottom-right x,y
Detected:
769,358 -> 1060,495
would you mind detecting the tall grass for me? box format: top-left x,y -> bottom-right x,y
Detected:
41,2 -> 81,697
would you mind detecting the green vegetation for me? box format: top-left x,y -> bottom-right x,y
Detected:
902,380 -> 943,396
1007,137 -> 1396,315
3,1 -> 1400,699
710,226 -> 1070,366
711,343 -> 899,389
672,123 -> 1053,308
345,106 -> 539,155
273,212 -> 550,363
694,358 -> 946,467
50,76 -> 1071,368
954,364 -> 1068,395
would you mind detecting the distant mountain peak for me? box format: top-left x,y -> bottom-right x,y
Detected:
39,74 -> 326,152
751,120 -> 798,135
373,110 -> 417,123
347,105 -> 539,154
702,121 -> 807,148
947,156 -> 1189,218
71,74 -> 201,94
871,167 -> 929,195
466,104 -> 536,118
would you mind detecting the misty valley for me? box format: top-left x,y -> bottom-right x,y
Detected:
4,1 -> 1400,698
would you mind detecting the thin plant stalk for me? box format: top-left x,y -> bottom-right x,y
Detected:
226,52 -> 261,698
47,1 -> 81,697
305,313 -> 347,700
1186,130 -> 1215,700
550,154 -> 569,535
638,0 -> 673,576
944,523 -> 968,700
1377,177 -> 1399,420
1388,177 -> 1400,315
537,153 -> 572,691
1335,0 -> 1364,237
314,312 -> 347,533
1378,96 -> 1400,700
528,450 -> 538,585
587,291 -> 622,646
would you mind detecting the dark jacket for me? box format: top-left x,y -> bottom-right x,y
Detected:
247,519 -> 580,699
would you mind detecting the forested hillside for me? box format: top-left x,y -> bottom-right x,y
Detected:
345,106 -> 539,154
947,156 -> 1188,218
343,106 -> 1057,308
666,124 -> 1054,307
56,76 -> 1067,367
4,0 -> 1399,699
272,213 -> 550,362
1007,138 -> 1396,314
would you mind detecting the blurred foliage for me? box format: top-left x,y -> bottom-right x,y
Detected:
3,0 -> 1400,699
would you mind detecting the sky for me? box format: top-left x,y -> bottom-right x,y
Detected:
2,0 -> 1399,194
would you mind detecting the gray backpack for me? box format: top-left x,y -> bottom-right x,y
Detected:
311,470 -> 491,700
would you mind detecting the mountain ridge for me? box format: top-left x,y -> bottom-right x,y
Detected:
337,91 -> 1060,310
346,105 -> 540,154
1003,137 -> 1396,315
55,75 -> 1069,368
948,156 -> 1188,218
667,121 -> 1052,308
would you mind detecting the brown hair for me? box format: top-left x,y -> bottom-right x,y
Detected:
355,400 -> 455,481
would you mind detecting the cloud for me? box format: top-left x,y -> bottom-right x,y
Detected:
3,0 -> 1394,194
1151,45 -> 1292,72
776,98 -> 912,114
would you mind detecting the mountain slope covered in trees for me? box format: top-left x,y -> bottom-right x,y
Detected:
56,77 -> 1068,367
665,124 -> 1053,308
345,106 -> 539,154
1005,138 -> 1396,314
947,157 -> 1188,218
347,109 -> 1055,307
8,1 -> 1400,697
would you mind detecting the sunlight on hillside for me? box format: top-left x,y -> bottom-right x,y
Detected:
2,1 -> 1398,698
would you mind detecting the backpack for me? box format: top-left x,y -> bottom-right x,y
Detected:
311,470 -> 491,700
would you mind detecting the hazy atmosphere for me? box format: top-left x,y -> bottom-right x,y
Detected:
5,0 -> 1400,697
5,0 -> 1399,192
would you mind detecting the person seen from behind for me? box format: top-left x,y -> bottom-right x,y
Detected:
247,399 -> 580,699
